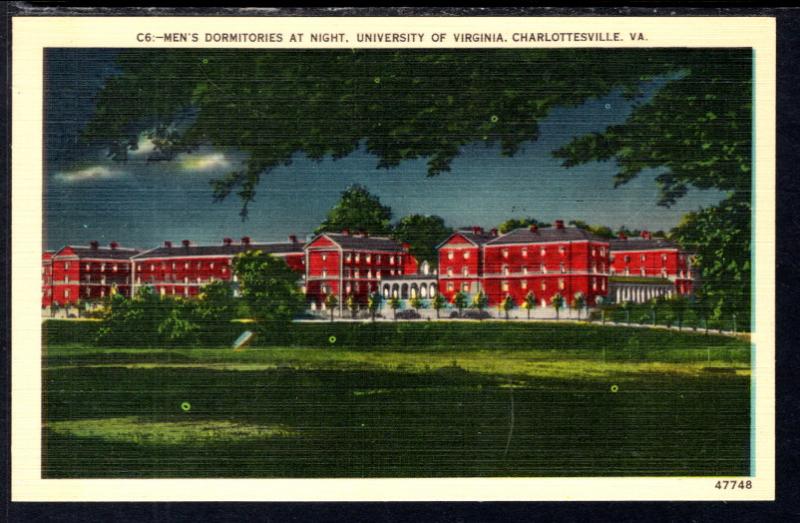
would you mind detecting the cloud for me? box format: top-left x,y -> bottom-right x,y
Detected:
178,153 -> 230,172
54,165 -> 127,182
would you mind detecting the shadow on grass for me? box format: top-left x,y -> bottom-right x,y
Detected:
43,366 -> 750,478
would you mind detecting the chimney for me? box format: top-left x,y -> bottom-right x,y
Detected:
182,239 -> 191,248
555,220 -> 565,230
90,241 -> 99,250
529,224 -> 538,233
472,226 -> 480,235
490,228 -> 498,237
618,232 -> 627,240
341,228 -> 350,236
241,236 -> 251,246
641,230 -> 652,240
288,235 -> 298,243
109,241 -> 118,250
223,237 -> 233,246
164,240 -> 172,248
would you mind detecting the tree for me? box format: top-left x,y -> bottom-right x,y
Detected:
367,291 -> 382,322
392,214 -> 452,266
323,293 -> 339,322
232,250 -> 305,331
409,295 -> 424,317
196,280 -> 237,323
316,184 -> 393,236
595,295 -> 606,324
387,295 -> 401,321
572,292 -> 586,320
345,294 -> 359,319
499,295 -> 515,320
452,291 -> 468,317
667,294 -> 689,331
551,292 -> 564,320
521,291 -> 537,320
568,220 -> 614,239
471,290 -> 488,319
498,217 -> 550,234
619,300 -> 632,324
431,293 -> 446,319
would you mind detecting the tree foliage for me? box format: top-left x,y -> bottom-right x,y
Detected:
498,217 -> 551,234
392,214 -> 452,266
316,184 -> 393,235
231,250 -> 305,329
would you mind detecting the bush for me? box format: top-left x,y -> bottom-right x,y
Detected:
395,310 -> 421,320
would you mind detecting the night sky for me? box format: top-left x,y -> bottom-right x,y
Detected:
43,49 -> 726,251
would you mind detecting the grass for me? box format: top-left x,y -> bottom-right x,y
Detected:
41,322 -> 752,478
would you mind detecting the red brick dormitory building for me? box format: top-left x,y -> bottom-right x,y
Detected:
43,221 -> 696,312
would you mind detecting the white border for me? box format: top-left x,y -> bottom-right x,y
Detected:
11,16 -> 775,501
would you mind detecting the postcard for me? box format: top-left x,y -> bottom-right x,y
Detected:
11,15 -> 775,501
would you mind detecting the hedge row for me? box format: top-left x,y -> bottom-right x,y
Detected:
43,318 -> 746,351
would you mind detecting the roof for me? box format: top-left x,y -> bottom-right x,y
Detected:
486,227 -> 608,246
312,233 -> 405,252
609,238 -> 679,252
438,230 -> 496,248
133,242 -> 303,259
56,246 -> 141,260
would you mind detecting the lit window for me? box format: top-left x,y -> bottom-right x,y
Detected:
65,262 -> 70,270
559,246 -> 566,255
85,288 -> 91,297
540,281 -> 546,291
210,262 -> 215,269
376,255 -> 381,264
462,283 -> 469,292
184,276 -> 188,283
662,254 -> 667,265
462,266 -> 469,276
463,251 -> 470,260
65,289 -> 70,298
322,269 -> 327,278
661,269 -> 667,278
522,248 -> 528,258
540,247 -> 546,257
592,278 -> 597,291
641,254 -> 646,262
447,268 -> 453,277
447,282 -> 454,292
346,284 -> 352,293
558,278 -> 565,290
101,263 -> 106,271
346,253 -> 352,262
150,264 -> 154,271
601,279 -> 606,291
376,270 -> 381,278
390,256 -> 395,265
355,270 -> 360,278
641,267 -> 646,276
366,255 -> 371,263
172,263 -> 176,270
521,280 -> 527,289
355,254 -> 360,263
184,262 -> 189,269
502,265 -> 510,276
522,267 -> 528,275
322,253 -> 327,262
560,262 -> 565,274
447,251 -> 454,260
592,248 -> 597,256
502,249 -> 509,259
65,275 -> 69,283
113,264 -> 118,272
501,281 -> 509,292
85,264 -> 90,271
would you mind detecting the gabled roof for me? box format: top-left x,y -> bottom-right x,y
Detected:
132,242 -> 303,259
437,230 -> 495,249
486,227 -> 607,246
609,238 -> 679,252
308,233 -> 405,252
55,245 -> 141,260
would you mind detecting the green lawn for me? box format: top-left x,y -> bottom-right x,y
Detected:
42,323 -> 752,478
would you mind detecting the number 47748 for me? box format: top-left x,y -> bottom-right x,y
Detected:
715,480 -> 752,490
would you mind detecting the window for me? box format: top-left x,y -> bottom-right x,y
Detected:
501,281 -> 509,292
376,255 -> 381,264
172,262 -> 176,270
346,284 -> 352,293
662,254 -> 668,265
540,247 -> 546,257
447,267 -> 453,277
322,269 -> 328,278
113,264 -> 118,272
624,255 -> 630,264
85,264 -> 90,271
462,266 -> 469,276
322,253 -> 328,262
502,265 -> 510,276
522,267 -> 528,275
376,270 -> 380,278
65,289 -> 70,298
462,283 -> 470,292
346,253 -> 352,262
367,270 -> 372,278
600,247 -> 606,256
65,262 -> 70,270
641,254 -> 646,262
184,262 -> 189,269
355,253 -> 360,263
560,262 -> 565,274
592,278 -> 597,291
447,251 -> 454,260
447,282 -> 454,292
558,278 -> 565,290
502,249 -> 509,259
559,246 -> 566,255
210,262 -> 215,269
592,248 -> 597,257
390,256 -> 395,265
661,268 -> 667,278
355,270 -> 360,278
150,264 -> 154,271
184,276 -> 189,284
641,267 -> 646,276
540,281 -> 546,291
366,254 -> 371,264
463,251 -> 470,260
64,275 -> 69,283
85,288 -> 91,297
521,280 -> 528,289
522,248 -> 528,258
625,268 -> 630,276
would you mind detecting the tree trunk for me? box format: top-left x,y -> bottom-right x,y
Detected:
527,309 -> 531,320
555,308 -> 559,320
505,309 -> 509,320
436,308 -> 440,319
330,308 -> 334,322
